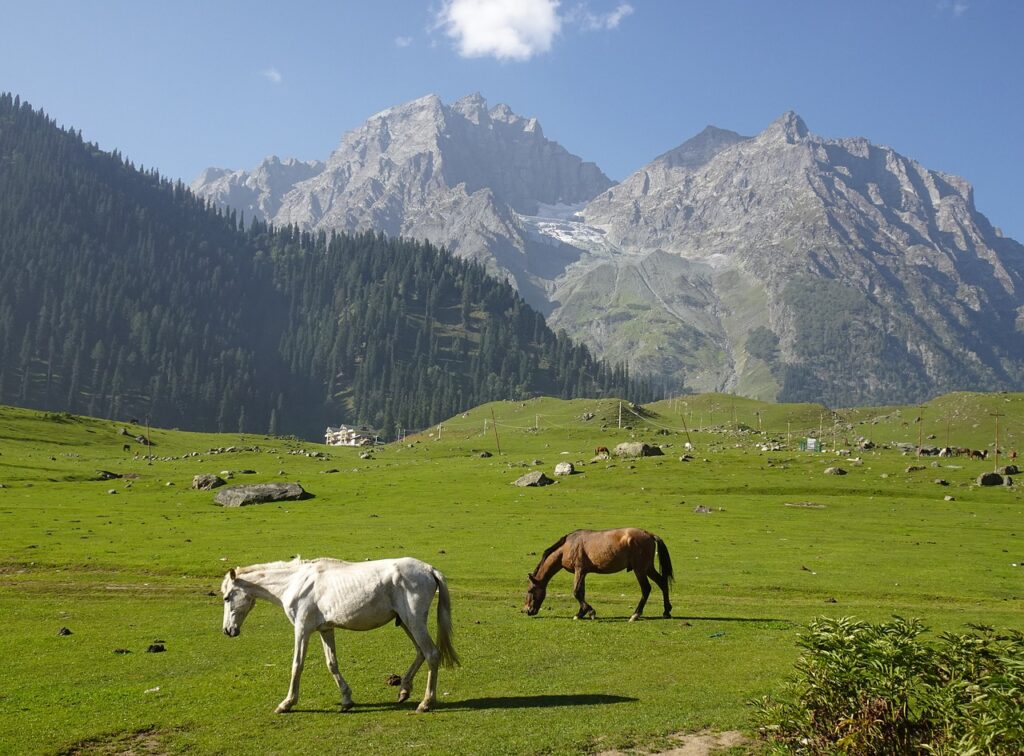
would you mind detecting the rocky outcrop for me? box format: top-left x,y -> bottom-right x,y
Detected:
512,471 -> 554,487
613,442 -> 663,458
192,474 -> 226,490
214,482 -> 309,507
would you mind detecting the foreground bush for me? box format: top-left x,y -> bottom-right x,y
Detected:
751,616 -> 1024,754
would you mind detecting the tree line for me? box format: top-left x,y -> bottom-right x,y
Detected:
0,93 -> 651,439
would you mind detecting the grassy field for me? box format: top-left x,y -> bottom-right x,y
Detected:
0,394 -> 1022,754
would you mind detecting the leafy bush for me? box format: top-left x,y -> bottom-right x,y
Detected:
751,616 -> 1024,754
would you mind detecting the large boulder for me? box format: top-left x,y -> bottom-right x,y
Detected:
613,442 -> 663,458
553,462 -> 575,476
977,472 -> 1004,487
192,474 -> 226,490
214,482 -> 309,507
999,464 -> 1019,476
512,471 -> 554,487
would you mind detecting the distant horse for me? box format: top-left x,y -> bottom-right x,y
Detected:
970,449 -> 988,460
523,528 -> 673,621
221,557 -> 458,714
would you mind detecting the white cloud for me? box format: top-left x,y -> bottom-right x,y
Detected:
261,67 -> 282,85
395,35 -> 414,48
937,0 -> 969,16
436,0 -> 562,61
575,3 -> 634,31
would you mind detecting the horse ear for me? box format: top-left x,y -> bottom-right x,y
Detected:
228,568 -> 236,581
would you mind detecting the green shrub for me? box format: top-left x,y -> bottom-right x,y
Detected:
751,616 -> 1024,754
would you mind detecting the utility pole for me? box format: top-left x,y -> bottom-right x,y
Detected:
679,409 -> 694,449
618,401 -> 622,429
916,404 -> 926,457
437,424 -> 442,442
991,412 -> 1004,472
535,414 -> 539,431
945,410 -> 952,451
490,408 -> 501,455
787,421 -> 791,449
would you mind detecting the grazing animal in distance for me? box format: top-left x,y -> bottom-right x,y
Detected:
595,446 -> 610,456
221,557 -> 458,714
523,528 -> 673,621
970,449 -> 988,460
122,443 -> 131,453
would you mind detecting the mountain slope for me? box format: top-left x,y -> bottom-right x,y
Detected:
193,94 -> 1024,406
567,111 -> 1024,404
0,93 -> 647,438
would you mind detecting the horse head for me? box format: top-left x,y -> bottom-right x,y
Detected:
221,568 -> 256,637
522,573 -> 546,616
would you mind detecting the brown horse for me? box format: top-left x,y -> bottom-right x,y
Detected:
523,528 -> 673,621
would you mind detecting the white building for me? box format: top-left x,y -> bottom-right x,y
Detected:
325,425 -> 373,446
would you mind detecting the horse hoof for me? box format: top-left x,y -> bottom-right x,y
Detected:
275,703 -> 293,714
341,701 -> 354,712
663,612 -> 672,619
397,689 -> 410,703
416,703 -> 431,713
629,613 -> 640,622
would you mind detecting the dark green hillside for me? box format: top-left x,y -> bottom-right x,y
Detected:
0,93 -> 648,438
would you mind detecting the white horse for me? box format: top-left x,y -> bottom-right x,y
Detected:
221,556 -> 459,713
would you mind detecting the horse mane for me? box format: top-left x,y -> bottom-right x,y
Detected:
531,534 -> 568,576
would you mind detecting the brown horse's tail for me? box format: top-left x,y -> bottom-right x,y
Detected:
432,568 -> 460,668
655,536 -> 674,582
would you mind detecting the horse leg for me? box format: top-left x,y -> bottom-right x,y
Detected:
648,567 -> 672,618
396,624 -> 425,704
629,571 -> 652,622
276,624 -> 312,713
572,570 -> 596,619
402,618 -> 440,712
319,629 -> 354,711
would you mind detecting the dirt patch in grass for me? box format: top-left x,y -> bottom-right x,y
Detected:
599,730 -> 751,755
59,726 -> 175,755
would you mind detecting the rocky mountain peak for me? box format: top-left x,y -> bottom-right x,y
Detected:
763,110 -> 810,143
655,125 -> 750,171
452,92 -> 489,123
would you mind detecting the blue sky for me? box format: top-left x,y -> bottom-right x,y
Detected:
3,1 -> 1022,238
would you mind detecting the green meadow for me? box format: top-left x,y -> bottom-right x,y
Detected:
0,393 -> 1022,754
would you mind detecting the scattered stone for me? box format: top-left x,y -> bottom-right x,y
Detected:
113,648 -> 131,654
978,472 -> 1004,486
320,468 -> 340,474
146,644 -> 165,653
785,502 -> 826,509
678,454 -> 693,462
192,474 -> 226,491
553,462 -> 575,476
944,495 -> 956,501
1000,465 -> 1020,476
512,471 -> 554,487
477,451 -> 492,458
165,481 -> 174,487
238,469 -> 257,475
859,439 -> 875,450
905,465 -> 926,473
581,412 -> 594,421
57,627 -> 73,636
107,489 -> 118,495
531,459 -> 544,466
825,597 -> 838,604
1005,476 -> 1014,487
359,452 -> 372,460
934,479 -> 949,486
823,467 -> 846,476
613,442 -> 663,458
214,482 -> 310,507
693,505 -> 713,514
95,470 -> 120,480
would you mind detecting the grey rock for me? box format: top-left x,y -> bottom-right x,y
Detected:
214,482 -> 310,507
999,464 -> 1019,475
613,442 -> 663,458
553,462 -> 575,476
824,467 -> 847,475
978,472 -> 1004,486
512,471 -> 554,487
192,474 -> 226,491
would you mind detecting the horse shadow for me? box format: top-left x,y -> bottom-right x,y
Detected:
295,693 -> 637,714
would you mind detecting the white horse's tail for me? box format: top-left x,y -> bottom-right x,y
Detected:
432,568 -> 460,668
